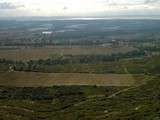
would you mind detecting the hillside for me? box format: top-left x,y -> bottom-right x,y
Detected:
0,75 -> 159,120
58,76 -> 160,120
0,54 -> 159,120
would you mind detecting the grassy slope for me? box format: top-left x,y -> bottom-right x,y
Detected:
0,86 -> 124,120
0,56 -> 159,120
0,75 -> 159,120
58,76 -> 160,120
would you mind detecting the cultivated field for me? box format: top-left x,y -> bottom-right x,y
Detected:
0,72 -> 146,87
0,46 -> 136,61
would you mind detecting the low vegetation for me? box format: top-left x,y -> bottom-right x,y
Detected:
0,54 -> 159,75
0,19 -> 160,120
0,75 -> 159,120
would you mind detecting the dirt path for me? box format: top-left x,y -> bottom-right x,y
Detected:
73,76 -> 152,107
0,105 -> 34,113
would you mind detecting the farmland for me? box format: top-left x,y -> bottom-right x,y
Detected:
0,72 -> 146,87
0,46 -> 136,61
0,19 -> 159,120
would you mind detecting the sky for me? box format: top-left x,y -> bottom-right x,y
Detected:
0,0 -> 160,18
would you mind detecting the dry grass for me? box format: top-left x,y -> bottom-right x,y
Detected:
0,46 -> 136,61
0,72 -> 145,87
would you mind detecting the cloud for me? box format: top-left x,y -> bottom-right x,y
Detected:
144,0 -> 160,4
0,0 -> 160,17
63,6 -> 68,10
102,0 -> 160,11
0,2 -> 24,10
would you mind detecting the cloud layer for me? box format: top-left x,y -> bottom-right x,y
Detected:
0,0 -> 160,17
0,2 -> 17,9
144,0 -> 160,4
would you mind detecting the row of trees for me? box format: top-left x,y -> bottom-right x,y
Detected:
0,50 -> 146,73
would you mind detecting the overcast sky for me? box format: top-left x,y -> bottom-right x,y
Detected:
0,0 -> 160,18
